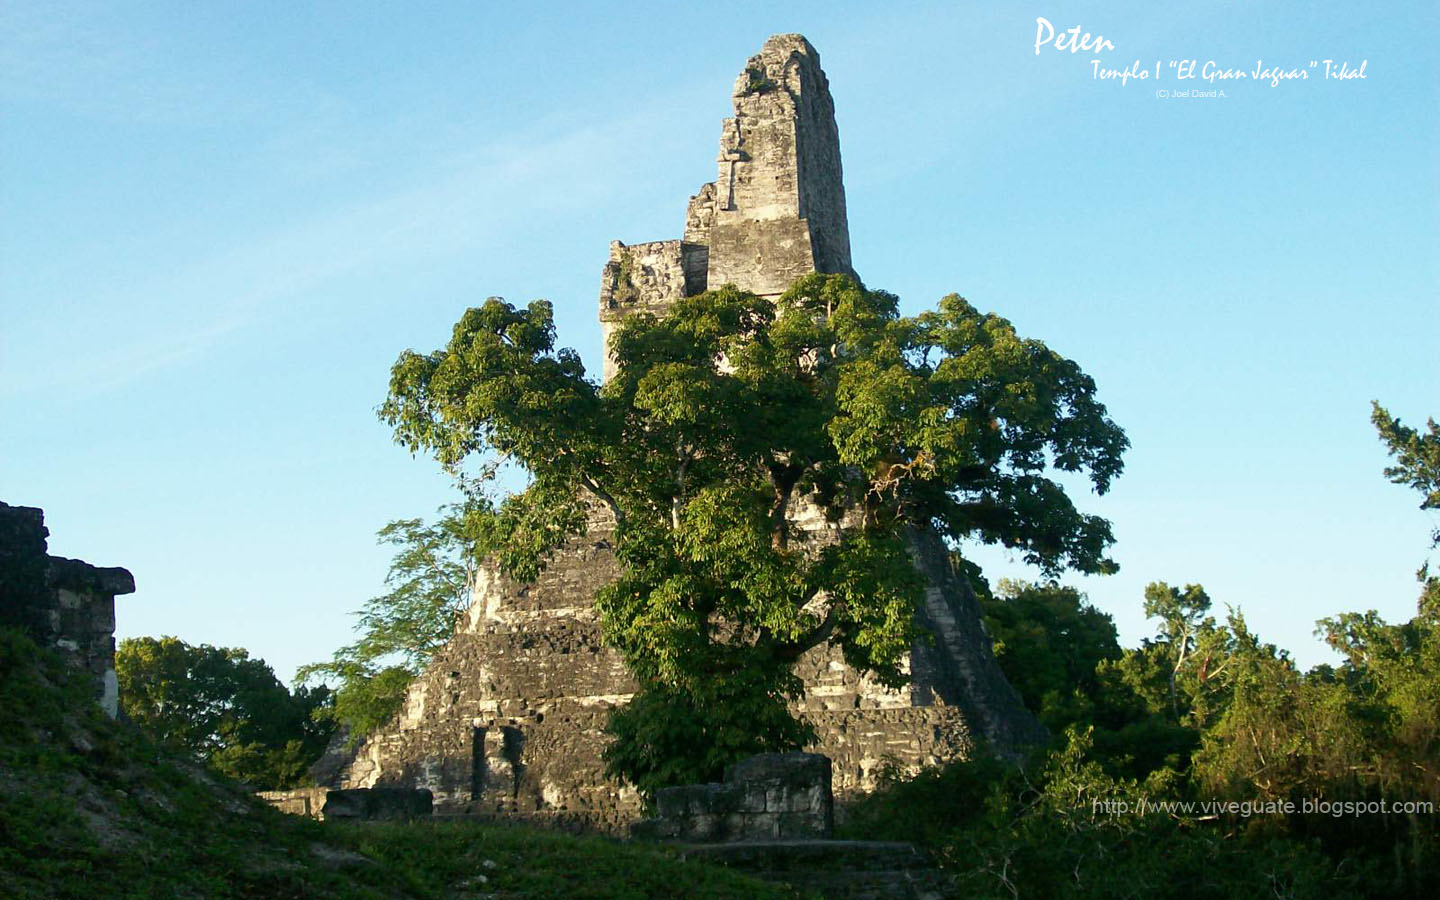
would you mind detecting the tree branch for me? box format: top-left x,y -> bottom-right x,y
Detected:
579,473 -> 626,529
773,603 -> 839,662
672,441 -> 690,532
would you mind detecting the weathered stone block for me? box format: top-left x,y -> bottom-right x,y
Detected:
629,817 -> 678,840
323,788 -> 432,821
742,783 -> 769,814
777,810 -> 826,839
707,218 -> 817,299
764,785 -> 785,812
684,813 -> 719,841
655,783 -> 711,819
791,785 -> 824,812
747,811 -> 781,839
634,752 -> 835,842
709,784 -> 742,815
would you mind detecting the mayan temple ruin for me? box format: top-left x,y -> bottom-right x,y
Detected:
329,34 -> 1043,831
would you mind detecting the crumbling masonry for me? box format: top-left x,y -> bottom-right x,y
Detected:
331,35 -> 1043,831
1,502 -> 135,717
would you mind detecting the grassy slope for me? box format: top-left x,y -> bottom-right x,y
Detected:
0,628 -> 802,900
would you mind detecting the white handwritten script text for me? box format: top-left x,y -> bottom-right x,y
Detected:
1033,16 -> 1368,92
1034,17 -> 1115,56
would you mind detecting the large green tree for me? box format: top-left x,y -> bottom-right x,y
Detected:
381,273 -> 1126,792
117,636 -> 333,789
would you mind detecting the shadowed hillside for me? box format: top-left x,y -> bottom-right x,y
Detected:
0,626 -> 804,899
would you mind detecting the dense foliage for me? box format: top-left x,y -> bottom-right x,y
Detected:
116,635 -> 333,789
978,579 -> 1123,730
843,402 -> 1440,898
297,508 -> 477,743
379,273 -> 1126,793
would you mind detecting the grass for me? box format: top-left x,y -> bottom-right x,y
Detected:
337,820 -> 811,900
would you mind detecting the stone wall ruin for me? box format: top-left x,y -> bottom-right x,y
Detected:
0,501 -> 135,717
633,752 -> 834,843
636,753 -> 952,900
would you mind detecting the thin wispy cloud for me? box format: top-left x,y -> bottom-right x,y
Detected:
0,1 -> 346,130
2,101 -> 702,400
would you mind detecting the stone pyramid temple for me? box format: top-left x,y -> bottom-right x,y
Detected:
330,34 -> 1043,831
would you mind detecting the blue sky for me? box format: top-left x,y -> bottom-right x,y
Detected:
3,1 -> 1435,683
